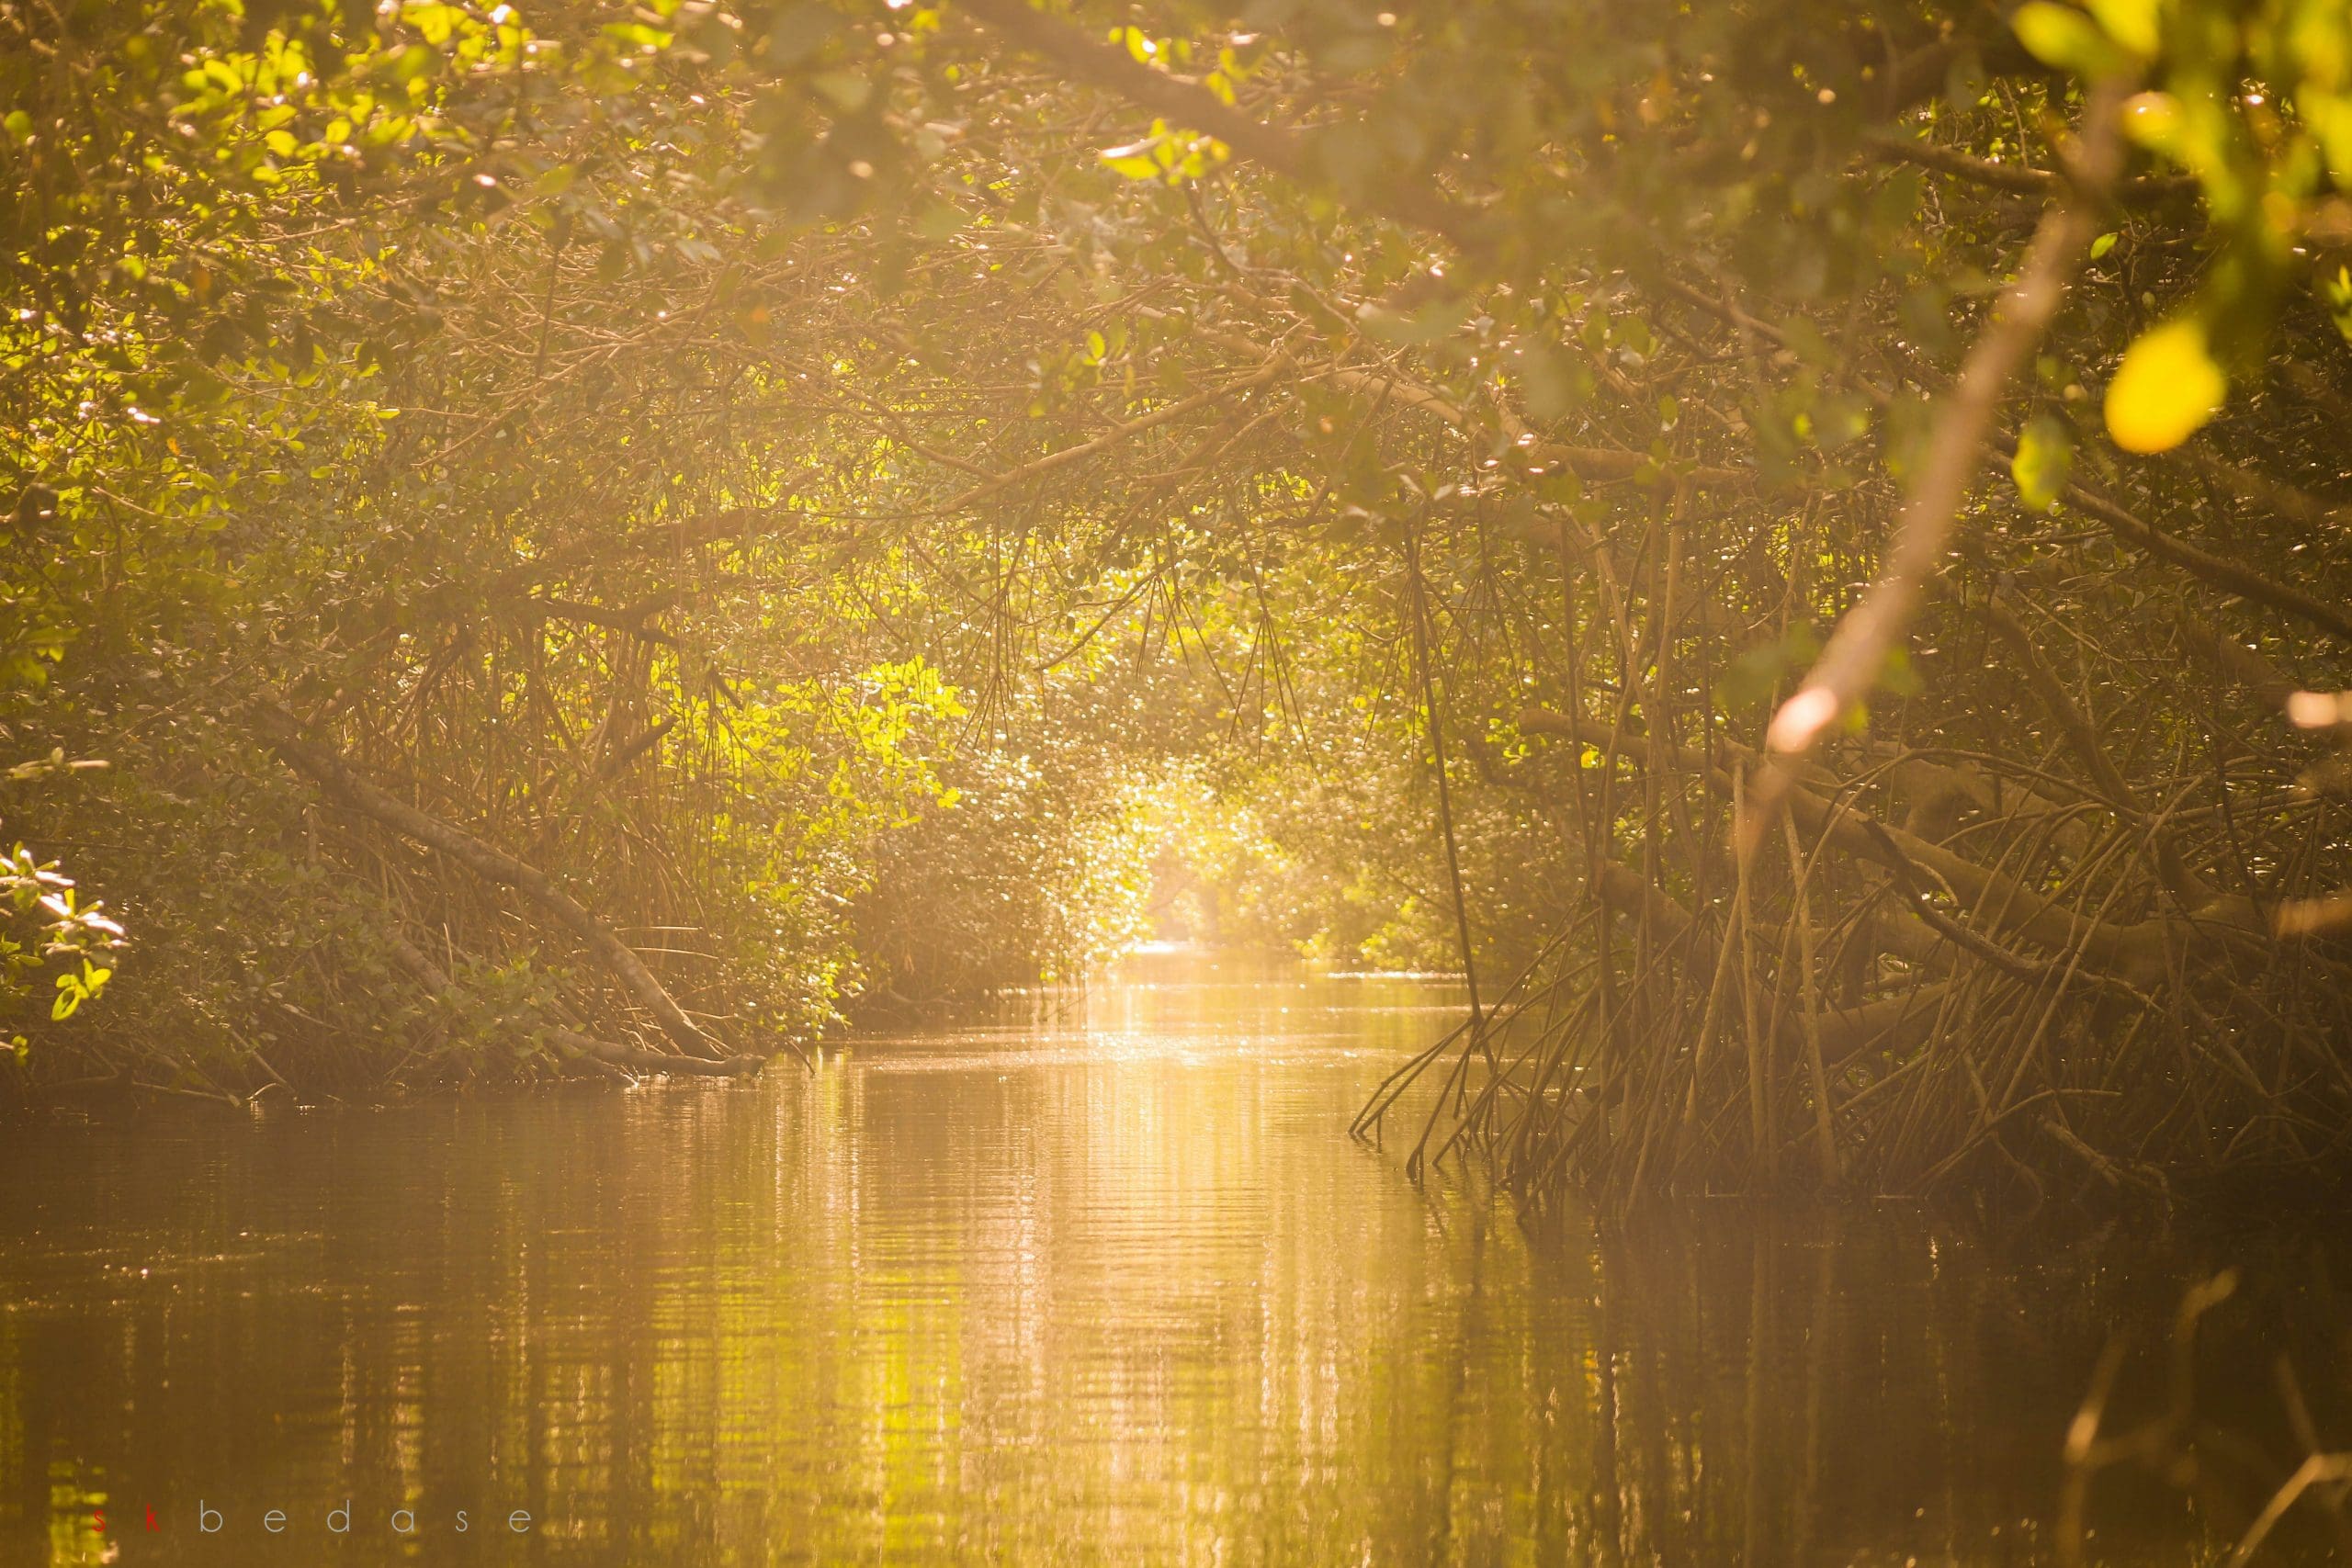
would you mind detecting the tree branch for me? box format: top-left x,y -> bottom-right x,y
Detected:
1863,131 -> 2195,204
956,0 -> 1490,253
1749,80 -> 2130,839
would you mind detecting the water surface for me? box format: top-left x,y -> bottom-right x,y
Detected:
4,954 -> 2346,1564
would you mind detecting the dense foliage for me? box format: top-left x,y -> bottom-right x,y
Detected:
7,0 -> 2352,1201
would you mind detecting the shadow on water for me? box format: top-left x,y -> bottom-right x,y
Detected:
2,949 -> 2348,1564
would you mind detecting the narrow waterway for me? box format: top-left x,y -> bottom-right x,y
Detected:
3,953 -> 2345,1564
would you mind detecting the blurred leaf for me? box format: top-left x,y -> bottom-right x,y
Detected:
1515,343 -> 1585,422
1879,647 -> 1925,700
2105,319 -> 2226,453
2325,266 -> 2352,344
2013,4 -> 2133,77
1100,141 -> 1161,180
2011,415 -> 2075,511
1358,297 -> 1473,348
2086,0 -> 2160,57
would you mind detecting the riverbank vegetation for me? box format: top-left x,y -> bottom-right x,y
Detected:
7,0 -> 2352,1202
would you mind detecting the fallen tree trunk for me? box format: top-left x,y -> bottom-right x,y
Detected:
252,702 -> 754,1068
383,930 -> 763,1078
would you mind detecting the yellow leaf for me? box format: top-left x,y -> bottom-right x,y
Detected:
1099,141 -> 1160,179
2087,0 -> 2159,57
2105,319 -> 2226,453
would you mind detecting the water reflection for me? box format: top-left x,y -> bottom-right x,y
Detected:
1,953 -> 2344,1564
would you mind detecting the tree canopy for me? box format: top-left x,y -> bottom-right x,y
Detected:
8,0 -> 2352,1200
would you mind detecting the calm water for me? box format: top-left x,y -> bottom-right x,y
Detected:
4,954 -> 2349,1565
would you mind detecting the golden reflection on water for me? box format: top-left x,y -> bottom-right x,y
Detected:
0,953 -> 2339,1564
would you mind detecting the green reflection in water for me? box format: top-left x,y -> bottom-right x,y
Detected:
0,953 -> 2343,1565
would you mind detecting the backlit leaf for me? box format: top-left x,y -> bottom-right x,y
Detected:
2105,319 -> 2226,454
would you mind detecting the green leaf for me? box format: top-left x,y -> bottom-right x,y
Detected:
1357,297 -> 1474,348
2086,0 -> 2159,57
2012,3 -> 2132,77
1099,141 -> 1161,180
913,200 -> 966,243
2322,266 -> 2352,344
1515,343 -> 1585,422
1879,647 -> 1926,700
2011,414 -> 2074,511
809,71 -> 870,112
